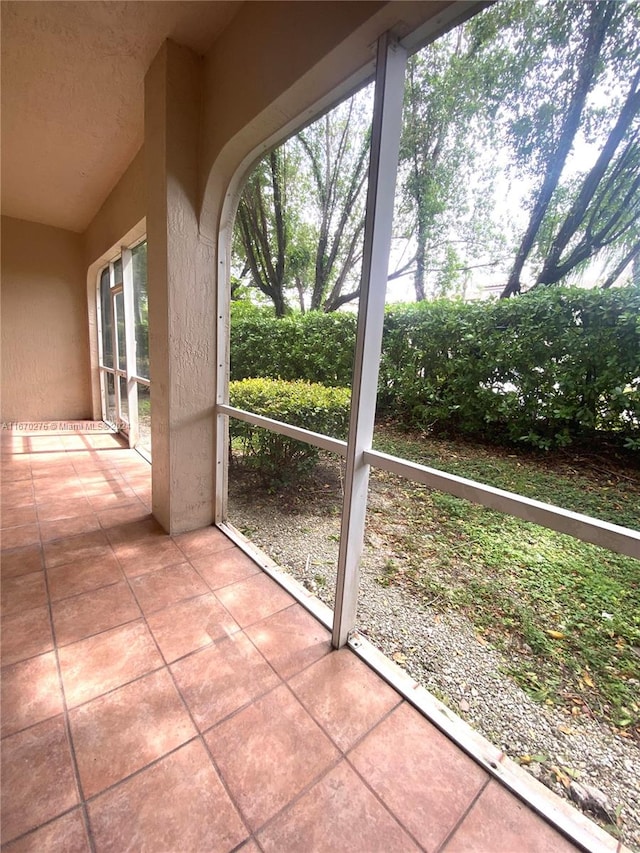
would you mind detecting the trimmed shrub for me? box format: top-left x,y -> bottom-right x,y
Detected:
229,378 -> 351,487
378,287 -> 640,448
229,287 -> 639,449
230,304 -> 356,387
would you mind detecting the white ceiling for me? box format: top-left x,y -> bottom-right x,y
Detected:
1,1 -> 241,232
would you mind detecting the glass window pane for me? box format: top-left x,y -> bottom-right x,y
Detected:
104,372 -> 116,425
119,375 -> 129,425
136,382 -> 151,456
132,242 -> 149,379
113,257 -> 123,287
99,268 -> 113,368
115,291 -> 126,372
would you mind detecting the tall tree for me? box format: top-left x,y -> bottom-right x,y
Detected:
395,8 -> 525,302
236,146 -> 307,317
533,59 -> 640,285
296,92 -> 371,311
234,91 -> 372,315
498,0 -> 639,296
601,237 -> 640,289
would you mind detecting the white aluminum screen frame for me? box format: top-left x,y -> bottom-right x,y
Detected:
215,27 -> 640,650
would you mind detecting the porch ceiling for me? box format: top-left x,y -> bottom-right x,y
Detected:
0,0 -> 241,233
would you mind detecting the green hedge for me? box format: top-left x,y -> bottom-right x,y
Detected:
379,287 -> 639,448
229,378 -> 351,486
230,287 -> 640,449
230,302 -> 356,387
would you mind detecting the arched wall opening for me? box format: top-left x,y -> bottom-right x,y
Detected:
205,0 -> 639,656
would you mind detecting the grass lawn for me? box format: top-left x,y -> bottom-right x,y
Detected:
370,423 -> 640,738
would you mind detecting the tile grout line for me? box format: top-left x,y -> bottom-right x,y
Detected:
0,805 -> 85,851
20,447 -> 148,853
157,560 -> 340,845
39,452 -> 97,853
146,597 -> 256,847
435,776 -> 491,853
336,700 -> 435,852
108,518 -> 264,846
11,443 -> 156,850
243,683 -> 420,848
249,751 -> 346,845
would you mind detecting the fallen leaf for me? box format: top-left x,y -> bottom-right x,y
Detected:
550,765 -> 572,789
530,753 -> 548,764
557,725 -> 574,735
582,672 -> 595,688
392,652 -> 407,664
562,766 -> 581,780
546,630 -> 565,640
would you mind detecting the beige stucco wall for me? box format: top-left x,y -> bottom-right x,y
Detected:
199,0 -> 447,238
83,147 -> 145,268
138,0 -> 450,532
1,216 -> 91,421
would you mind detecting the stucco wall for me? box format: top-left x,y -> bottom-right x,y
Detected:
83,146 -> 145,268
199,0 -> 448,238
200,0 -> 382,238
1,216 -> 91,421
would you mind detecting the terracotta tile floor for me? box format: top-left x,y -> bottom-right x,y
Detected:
0,425 -> 589,851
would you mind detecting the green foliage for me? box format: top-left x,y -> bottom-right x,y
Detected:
383,467 -> 640,730
397,22 -> 508,300
296,92 -> 372,311
378,286 -> 640,447
230,304 -> 356,387
233,88 -> 372,314
235,147 -> 304,316
230,287 -> 639,449
229,378 -> 351,487
492,0 -> 640,294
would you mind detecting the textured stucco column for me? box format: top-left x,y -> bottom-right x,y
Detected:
145,41 -> 216,533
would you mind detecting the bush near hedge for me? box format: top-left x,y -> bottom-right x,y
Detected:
379,286 -> 640,448
230,302 -> 356,387
230,287 -> 639,450
229,378 -> 351,487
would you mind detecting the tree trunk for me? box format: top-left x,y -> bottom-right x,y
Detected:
602,239 -> 640,289
414,225 -> 427,302
536,68 -> 640,286
501,1 -> 616,298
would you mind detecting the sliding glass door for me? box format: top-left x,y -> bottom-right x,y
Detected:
97,240 -> 150,456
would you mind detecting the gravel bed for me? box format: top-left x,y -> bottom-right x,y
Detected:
229,473 -> 640,850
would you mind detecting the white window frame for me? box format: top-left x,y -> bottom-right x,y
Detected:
96,237 -> 150,455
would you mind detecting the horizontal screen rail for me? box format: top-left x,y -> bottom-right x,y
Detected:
217,404 -> 348,457
217,404 -> 639,559
365,448 -> 640,560
99,367 -> 149,385
98,367 -> 126,377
